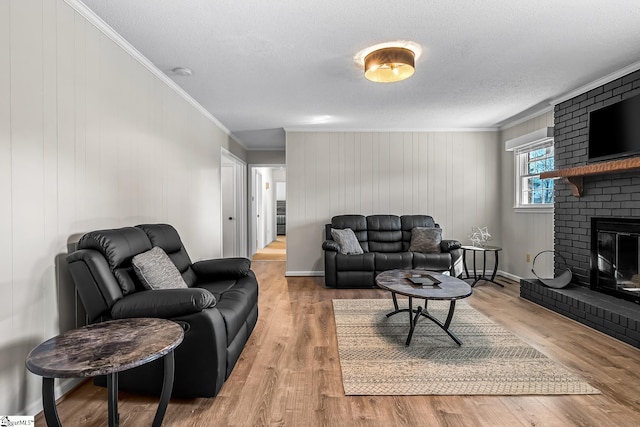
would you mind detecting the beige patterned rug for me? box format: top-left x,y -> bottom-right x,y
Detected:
333,299 -> 600,396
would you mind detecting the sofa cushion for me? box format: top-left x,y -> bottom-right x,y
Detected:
374,252 -> 413,271
331,228 -> 364,254
336,253 -> 375,271
132,247 -> 189,290
409,227 -> 442,253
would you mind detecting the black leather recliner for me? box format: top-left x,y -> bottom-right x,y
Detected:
66,223 -> 258,398
323,214 -> 463,288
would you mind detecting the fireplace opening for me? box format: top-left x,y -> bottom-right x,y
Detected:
591,217 -> 640,304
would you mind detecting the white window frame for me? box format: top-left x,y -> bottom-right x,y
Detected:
513,138 -> 555,212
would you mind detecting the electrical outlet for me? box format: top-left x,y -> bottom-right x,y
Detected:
526,253 -> 531,263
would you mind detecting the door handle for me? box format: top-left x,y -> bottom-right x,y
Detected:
228,217 -> 234,220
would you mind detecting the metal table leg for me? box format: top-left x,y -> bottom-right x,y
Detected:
107,372 -> 119,427
42,377 -> 62,427
463,249 -> 469,279
152,351 -> 175,427
385,297 -> 463,346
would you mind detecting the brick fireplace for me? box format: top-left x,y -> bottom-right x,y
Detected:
520,69 -> 640,348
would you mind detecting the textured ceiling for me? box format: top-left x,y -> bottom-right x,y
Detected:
79,0 -> 640,150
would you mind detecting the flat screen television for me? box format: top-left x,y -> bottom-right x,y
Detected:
588,93 -> 640,162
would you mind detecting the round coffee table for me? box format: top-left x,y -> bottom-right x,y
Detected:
375,269 -> 472,346
26,318 -> 184,427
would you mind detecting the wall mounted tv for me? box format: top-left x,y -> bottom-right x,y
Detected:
588,93 -> 640,162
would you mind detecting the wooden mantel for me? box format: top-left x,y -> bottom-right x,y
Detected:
540,157 -> 640,197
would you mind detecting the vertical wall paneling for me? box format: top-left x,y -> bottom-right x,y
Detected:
43,0 -> 60,346
10,0 -> 46,411
0,0 -> 15,412
285,131 -> 501,275
2,0 -> 230,415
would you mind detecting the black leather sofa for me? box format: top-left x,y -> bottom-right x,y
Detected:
322,214 -> 463,288
66,223 -> 258,398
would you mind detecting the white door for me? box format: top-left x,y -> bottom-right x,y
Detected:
221,164 -> 236,257
221,149 -> 247,258
256,172 -> 264,250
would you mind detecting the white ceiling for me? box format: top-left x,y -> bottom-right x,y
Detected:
79,0 -> 640,150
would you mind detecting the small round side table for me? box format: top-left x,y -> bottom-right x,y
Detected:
26,318 -> 184,427
461,245 -> 504,288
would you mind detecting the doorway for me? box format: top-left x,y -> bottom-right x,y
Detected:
249,165 -> 286,258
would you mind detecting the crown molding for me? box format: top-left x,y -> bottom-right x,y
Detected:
498,106 -> 554,131
550,60 -> 640,105
63,0 -> 232,137
284,127 -> 498,133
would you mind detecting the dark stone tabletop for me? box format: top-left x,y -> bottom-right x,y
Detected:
26,318 -> 184,378
376,269 -> 472,300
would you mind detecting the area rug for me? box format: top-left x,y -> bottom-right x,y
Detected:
333,299 -> 600,396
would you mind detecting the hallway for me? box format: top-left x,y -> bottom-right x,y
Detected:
252,236 -> 286,261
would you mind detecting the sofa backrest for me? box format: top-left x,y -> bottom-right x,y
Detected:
137,224 -> 198,286
367,215 -> 403,252
327,214 -> 442,254
76,227 -> 152,296
400,215 -> 438,251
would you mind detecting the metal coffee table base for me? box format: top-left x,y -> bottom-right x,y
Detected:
386,292 -> 462,346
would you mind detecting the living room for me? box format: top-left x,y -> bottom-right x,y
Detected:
3,0 -> 640,425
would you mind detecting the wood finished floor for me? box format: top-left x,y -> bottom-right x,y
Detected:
46,261 -> 640,426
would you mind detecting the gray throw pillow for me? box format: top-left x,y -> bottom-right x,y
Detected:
409,227 -> 442,253
132,246 -> 188,290
331,228 -> 364,255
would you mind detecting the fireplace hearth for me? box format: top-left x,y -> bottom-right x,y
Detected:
591,217 -> 640,304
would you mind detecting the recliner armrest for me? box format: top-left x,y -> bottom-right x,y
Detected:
322,240 -> 340,252
111,288 -> 215,319
192,257 -> 251,279
441,239 -> 462,252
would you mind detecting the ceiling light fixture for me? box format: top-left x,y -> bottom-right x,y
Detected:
172,67 -> 193,77
354,41 -> 421,84
365,47 -> 415,83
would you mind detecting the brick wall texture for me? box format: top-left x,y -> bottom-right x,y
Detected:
554,70 -> 640,287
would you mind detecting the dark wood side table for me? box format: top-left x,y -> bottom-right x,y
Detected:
376,269 -> 472,346
461,245 -> 504,288
26,318 -> 184,427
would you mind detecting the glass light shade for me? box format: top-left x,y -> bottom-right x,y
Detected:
364,47 -> 415,83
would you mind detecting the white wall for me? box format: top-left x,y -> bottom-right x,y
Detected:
1,0 -> 229,415
285,131 -> 502,275
499,111 -> 555,278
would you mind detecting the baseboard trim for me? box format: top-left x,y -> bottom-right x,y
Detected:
497,270 -> 523,282
285,271 -> 324,277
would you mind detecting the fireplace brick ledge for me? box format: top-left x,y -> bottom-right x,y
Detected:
520,278 -> 640,349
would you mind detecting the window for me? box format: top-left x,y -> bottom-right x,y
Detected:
515,142 -> 554,208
